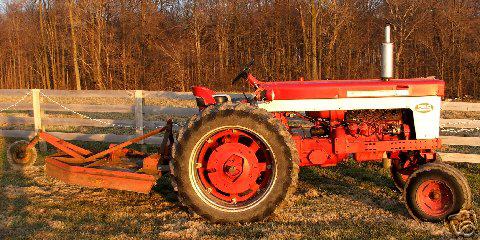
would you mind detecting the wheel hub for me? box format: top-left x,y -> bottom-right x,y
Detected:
429,191 -> 441,201
223,155 -> 244,179
417,180 -> 453,217
206,143 -> 261,194
12,145 -> 29,164
195,129 -> 273,204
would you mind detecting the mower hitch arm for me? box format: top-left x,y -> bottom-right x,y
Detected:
84,119 -> 173,162
26,119 -> 174,164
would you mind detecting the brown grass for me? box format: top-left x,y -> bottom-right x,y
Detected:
1,137 -> 478,239
0,97 -> 478,239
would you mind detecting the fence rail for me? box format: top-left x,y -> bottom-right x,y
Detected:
440,153 -> 480,163
0,89 -> 478,163
442,101 -> 480,112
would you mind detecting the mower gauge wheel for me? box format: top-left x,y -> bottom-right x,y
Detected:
7,140 -> 38,170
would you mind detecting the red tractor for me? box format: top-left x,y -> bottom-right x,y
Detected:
5,26 -> 475,234
171,26 -> 473,224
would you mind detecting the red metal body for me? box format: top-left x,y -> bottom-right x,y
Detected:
29,121 -> 174,194
415,179 -> 454,217
192,86 -> 216,103
193,74 -> 445,170
195,129 -> 273,203
292,134 -> 441,167
247,74 -> 445,100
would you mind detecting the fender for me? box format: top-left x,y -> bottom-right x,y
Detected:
192,86 -> 216,108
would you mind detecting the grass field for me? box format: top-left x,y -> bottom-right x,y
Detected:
0,95 -> 479,239
0,137 -> 479,239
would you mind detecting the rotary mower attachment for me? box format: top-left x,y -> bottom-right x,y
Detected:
17,120 -> 175,194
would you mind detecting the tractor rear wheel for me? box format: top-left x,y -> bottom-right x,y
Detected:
404,162 -> 472,222
7,140 -> 37,170
172,103 -> 299,223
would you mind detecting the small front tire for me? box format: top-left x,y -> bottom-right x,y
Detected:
404,162 -> 472,222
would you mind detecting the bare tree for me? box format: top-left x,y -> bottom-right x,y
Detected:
0,0 -> 478,98
68,0 -> 81,90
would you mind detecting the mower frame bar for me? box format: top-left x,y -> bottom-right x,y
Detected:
28,119 -> 173,165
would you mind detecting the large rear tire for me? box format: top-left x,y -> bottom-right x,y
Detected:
172,103 -> 299,223
404,162 -> 472,222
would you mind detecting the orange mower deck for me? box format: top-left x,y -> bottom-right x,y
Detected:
45,157 -> 157,193
28,120 -> 174,194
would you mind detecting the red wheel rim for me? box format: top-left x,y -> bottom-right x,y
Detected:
415,180 -> 454,217
194,128 -> 274,206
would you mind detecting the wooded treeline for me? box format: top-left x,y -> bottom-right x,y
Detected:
0,0 -> 479,97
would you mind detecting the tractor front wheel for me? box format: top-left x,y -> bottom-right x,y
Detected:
404,162 -> 472,222
390,153 -> 441,192
172,103 -> 299,223
7,140 -> 37,170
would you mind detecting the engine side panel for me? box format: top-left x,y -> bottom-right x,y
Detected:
257,96 -> 441,139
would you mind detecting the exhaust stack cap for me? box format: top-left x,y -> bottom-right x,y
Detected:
381,25 -> 394,80
385,25 -> 391,43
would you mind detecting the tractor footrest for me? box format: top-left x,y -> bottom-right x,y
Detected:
45,157 -> 157,194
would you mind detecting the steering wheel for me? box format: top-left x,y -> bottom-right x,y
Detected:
231,60 -> 255,85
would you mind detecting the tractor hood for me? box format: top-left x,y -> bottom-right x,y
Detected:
254,78 -> 445,101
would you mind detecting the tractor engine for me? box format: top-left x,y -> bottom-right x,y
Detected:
344,110 -> 411,141
295,110 -> 414,167
306,110 -> 411,141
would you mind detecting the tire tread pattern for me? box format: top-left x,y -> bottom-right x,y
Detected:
171,103 -> 299,222
403,162 -> 472,222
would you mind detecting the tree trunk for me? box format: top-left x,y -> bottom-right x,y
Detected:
310,0 -> 319,80
68,0 -> 81,90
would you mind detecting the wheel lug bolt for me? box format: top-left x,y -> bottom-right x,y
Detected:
195,163 -> 202,169
232,198 -> 237,204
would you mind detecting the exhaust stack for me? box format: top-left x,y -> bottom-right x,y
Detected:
381,25 -> 394,81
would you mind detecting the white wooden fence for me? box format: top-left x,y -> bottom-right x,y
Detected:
0,89 -> 478,163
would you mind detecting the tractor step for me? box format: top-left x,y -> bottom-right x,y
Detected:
45,157 -> 158,194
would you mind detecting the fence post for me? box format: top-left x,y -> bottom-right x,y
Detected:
134,90 -> 145,146
32,89 -> 47,152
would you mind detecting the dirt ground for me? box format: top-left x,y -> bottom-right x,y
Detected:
1,137 -> 479,240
